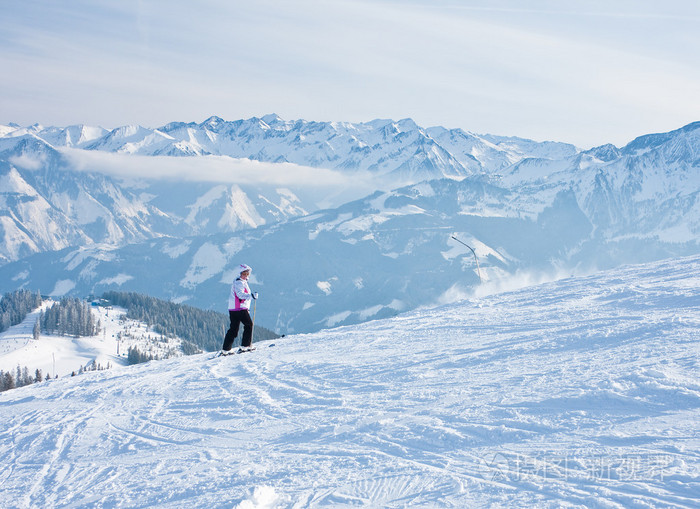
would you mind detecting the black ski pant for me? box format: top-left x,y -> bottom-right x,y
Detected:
223,309 -> 253,350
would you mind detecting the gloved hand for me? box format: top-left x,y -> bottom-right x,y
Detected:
252,292 -> 259,300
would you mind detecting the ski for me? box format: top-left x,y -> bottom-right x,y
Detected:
212,342 -> 275,359
211,349 -> 242,358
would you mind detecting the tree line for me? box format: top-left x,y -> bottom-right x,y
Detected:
40,297 -> 100,337
0,289 -> 42,333
0,360 -> 113,392
0,366 -> 54,392
102,291 -> 279,353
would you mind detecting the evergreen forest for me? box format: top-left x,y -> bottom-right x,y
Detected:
0,289 -> 42,333
40,297 -> 100,337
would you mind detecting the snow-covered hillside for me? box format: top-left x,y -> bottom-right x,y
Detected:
1,255 -> 698,508
0,302 -> 184,379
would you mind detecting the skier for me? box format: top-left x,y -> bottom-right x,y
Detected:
221,264 -> 258,354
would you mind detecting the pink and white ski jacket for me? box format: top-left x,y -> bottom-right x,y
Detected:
228,277 -> 252,311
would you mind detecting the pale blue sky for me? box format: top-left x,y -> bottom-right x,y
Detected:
2,0 -> 699,148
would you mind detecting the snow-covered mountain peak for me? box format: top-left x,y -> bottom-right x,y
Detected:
260,113 -> 283,125
199,115 -> 226,130
425,125 -> 478,140
584,143 -> 621,162
0,124 -> 17,137
623,121 -> 700,155
37,124 -> 109,148
395,117 -> 419,131
0,132 -> 62,170
84,125 -> 181,154
362,118 -> 395,130
1,124 -> 43,139
158,120 -> 198,133
88,124 -> 151,144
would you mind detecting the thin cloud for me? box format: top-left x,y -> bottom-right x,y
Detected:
58,147 -> 359,187
9,153 -> 46,171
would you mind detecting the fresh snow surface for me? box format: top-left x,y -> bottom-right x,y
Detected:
1,256 -> 699,508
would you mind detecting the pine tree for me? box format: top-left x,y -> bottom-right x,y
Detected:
1,371 -> 15,391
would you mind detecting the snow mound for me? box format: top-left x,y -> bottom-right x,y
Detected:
235,486 -> 288,509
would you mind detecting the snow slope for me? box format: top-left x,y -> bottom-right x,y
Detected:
0,255 -> 699,508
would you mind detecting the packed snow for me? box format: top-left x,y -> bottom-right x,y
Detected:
1,255 -> 698,507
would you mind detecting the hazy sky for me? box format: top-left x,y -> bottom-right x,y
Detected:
2,0 -> 699,148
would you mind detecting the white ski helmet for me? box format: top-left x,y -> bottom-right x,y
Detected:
239,264 -> 252,275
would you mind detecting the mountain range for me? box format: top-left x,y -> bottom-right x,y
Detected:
1,116 -> 699,333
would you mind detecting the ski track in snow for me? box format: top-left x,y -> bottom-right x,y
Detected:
1,256 -> 699,508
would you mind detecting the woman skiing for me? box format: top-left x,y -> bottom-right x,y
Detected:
221,264 -> 258,354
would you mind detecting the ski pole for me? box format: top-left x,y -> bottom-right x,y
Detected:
251,297 -> 257,344
451,235 -> 482,284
